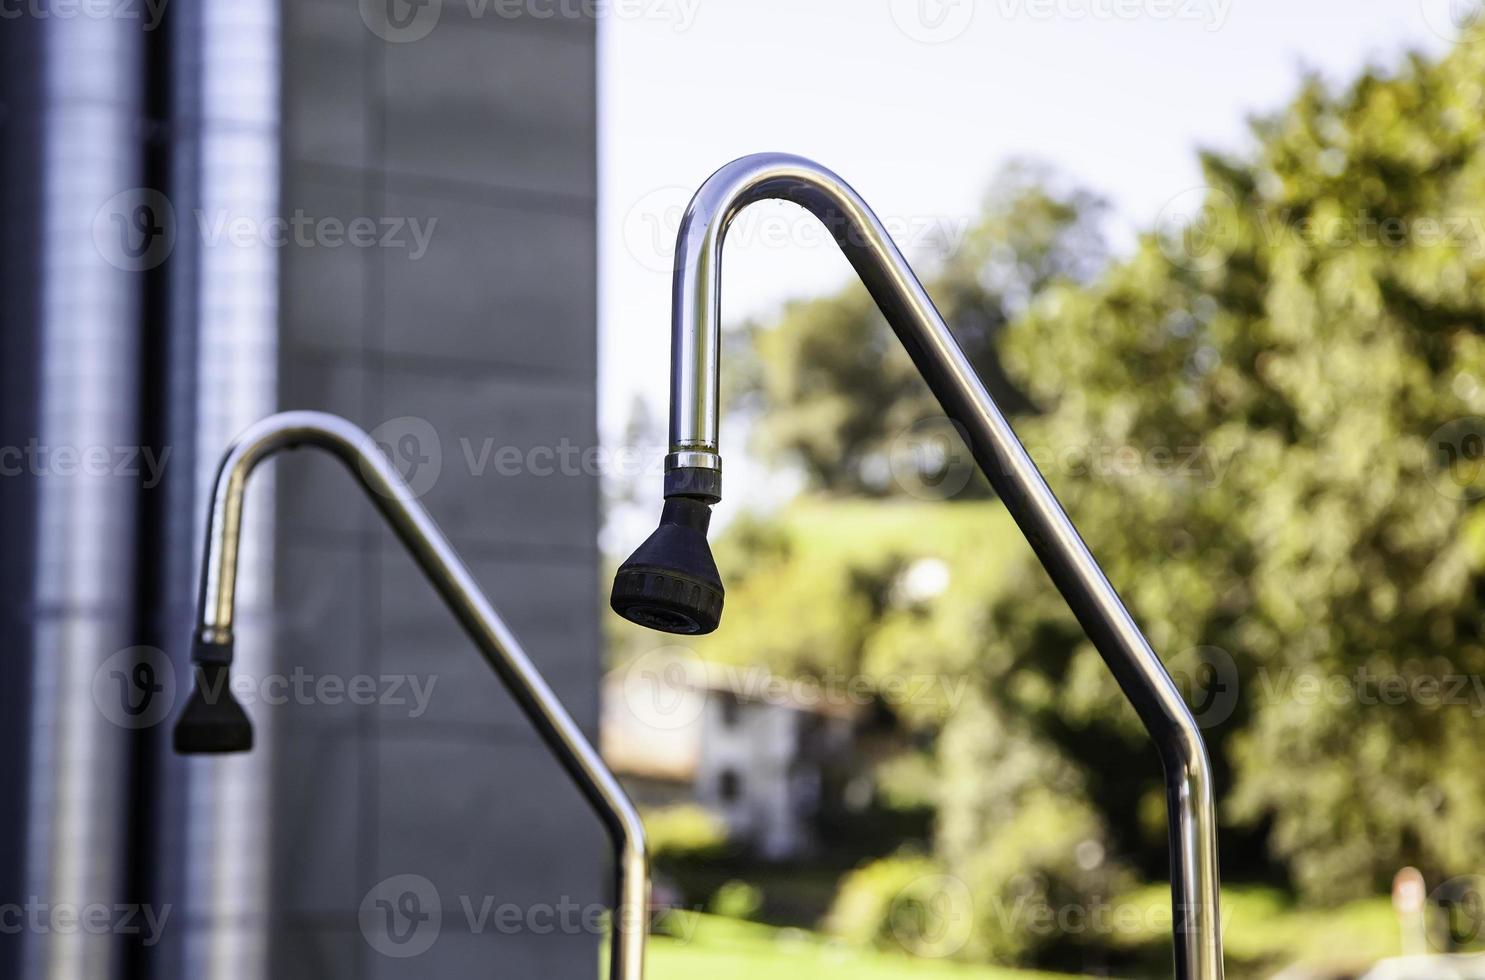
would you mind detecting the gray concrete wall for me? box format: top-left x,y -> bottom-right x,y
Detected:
272,3 -> 602,975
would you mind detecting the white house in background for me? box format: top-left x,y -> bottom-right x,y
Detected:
601,653 -> 861,861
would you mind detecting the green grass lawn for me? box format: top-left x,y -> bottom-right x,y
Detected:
1106,884 -> 1400,976
644,913 -> 1078,980
635,887 -> 1405,980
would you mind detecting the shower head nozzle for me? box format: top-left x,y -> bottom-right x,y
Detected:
173,637 -> 254,754
610,495 -> 724,635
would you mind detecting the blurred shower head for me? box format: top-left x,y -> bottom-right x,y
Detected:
173,637 -> 253,754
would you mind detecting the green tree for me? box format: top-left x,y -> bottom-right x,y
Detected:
722,30 -> 1485,965
986,43 -> 1485,903
736,164 -> 1108,496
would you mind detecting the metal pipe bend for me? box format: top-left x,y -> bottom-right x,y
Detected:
665,153 -> 1224,980
191,410 -> 649,980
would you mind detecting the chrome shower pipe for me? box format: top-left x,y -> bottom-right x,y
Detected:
187,411 -> 648,980
664,153 -> 1223,980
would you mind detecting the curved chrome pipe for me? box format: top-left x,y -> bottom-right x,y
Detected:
181,411 -> 649,980
664,153 -> 1223,979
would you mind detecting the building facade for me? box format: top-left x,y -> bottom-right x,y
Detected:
0,3 -> 602,978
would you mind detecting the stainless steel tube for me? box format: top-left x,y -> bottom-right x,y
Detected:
192,411 -> 648,980
665,153 -> 1223,980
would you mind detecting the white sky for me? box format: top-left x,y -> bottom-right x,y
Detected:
598,0 -> 1466,521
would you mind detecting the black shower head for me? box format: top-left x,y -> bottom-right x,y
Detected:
610,495 -> 724,635
173,638 -> 253,754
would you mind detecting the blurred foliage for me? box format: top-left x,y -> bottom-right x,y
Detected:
711,879 -> 766,921
657,852 -> 851,930
689,499 -> 1024,727
700,30 -> 1485,970
645,899 -> 1400,980
731,165 -> 1109,497
826,870 -> 1399,979
933,690 -> 1135,967
991,39 -> 1485,904
872,749 -> 941,812
1104,884 -> 1399,976
824,834 -> 1129,968
643,805 -> 731,861
826,851 -> 945,951
683,501 -> 1133,965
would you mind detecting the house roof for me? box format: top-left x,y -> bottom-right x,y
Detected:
599,655 -> 862,780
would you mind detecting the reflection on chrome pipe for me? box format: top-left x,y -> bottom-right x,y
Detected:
173,2 -> 282,978
174,411 -> 650,980
20,13 -> 147,980
613,153 -> 1225,980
